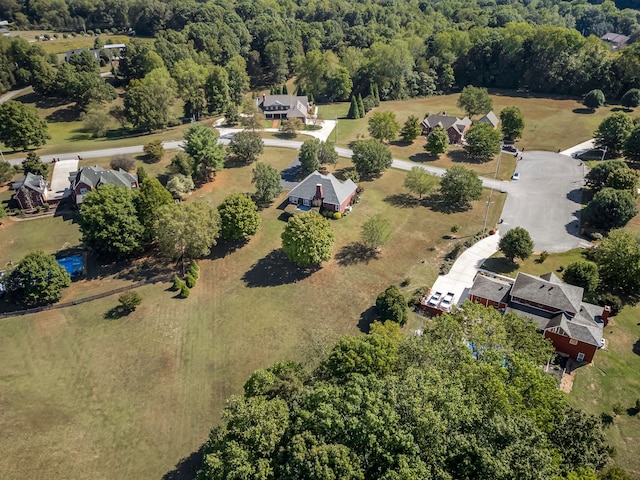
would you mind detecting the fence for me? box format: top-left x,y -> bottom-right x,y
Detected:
0,275 -> 171,320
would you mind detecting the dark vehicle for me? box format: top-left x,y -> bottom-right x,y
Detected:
503,145 -> 517,153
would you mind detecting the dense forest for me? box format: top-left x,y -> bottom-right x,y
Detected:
2,0 -> 640,107
196,304 -> 610,480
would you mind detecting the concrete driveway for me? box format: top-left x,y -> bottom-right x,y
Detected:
500,151 -> 591,252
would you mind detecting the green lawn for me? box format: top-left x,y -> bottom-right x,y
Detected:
319,91 -> 616,153
0,147 -> 504,480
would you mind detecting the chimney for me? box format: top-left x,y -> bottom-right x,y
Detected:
601,305 -> 611,326
262,93 -> 266,102
315,183 -> 323,200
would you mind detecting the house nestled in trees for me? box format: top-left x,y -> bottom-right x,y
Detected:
12,172 -> 49,210
287,171 -> 357,214
257,94 -> 314,123
601,32 -> 629,50
469,272 -> 607,363
421,113 -> 472,144
69,166 -> 139,205
477,111 -> 499,129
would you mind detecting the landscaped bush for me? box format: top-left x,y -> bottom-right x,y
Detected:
179,284 -> 190,298
598,292 -> 623,316
333,212 -> 342,219
172,275 -> 183,291
143,140 -> 164,163
185,274 -> 196,288
409,286 -> 428,306
118,291 -> 142,312
188,260 -> 200,279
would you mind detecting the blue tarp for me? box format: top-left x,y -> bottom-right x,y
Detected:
57,255 -> 83,277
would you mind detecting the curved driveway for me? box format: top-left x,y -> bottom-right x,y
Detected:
500,151 -> 590,252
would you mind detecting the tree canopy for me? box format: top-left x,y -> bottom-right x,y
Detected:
367,111 -> 400,143
217,193 -> 261,240
183,124 -> 225,179
425,126 -> 449,156
404,166 -> 438,198
400,115 -> 422,143
592,229 -> 640,295
79,184 -> 144,259
499,227 -> 534,263
124,67 -> 177,131
361,214 -> 392,250
252,162 -> 283,204
439,165 -> 483,208
0,100 -> 50,151
351,139 -> 392,178
281,211 -> 335,267
228,130 -> 264,164
585,160 -> 628,190
457,85 -> 493,118
197,302 -> 607,480
583,187 -> 638,231
500,106 -> 525,140
375,284 -> 409,325
464,122 -> 502,161
594,112 -> 635,156
563,260 -> 599,293
4,250 -> 71,306
583,89 -> 606,112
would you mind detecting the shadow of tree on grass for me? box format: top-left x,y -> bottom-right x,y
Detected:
481,257 -> 518,275
336,243 -> 380,266
384,193 -> 419,208
242,249 -> 317,287
162,448 -> 204,480
357,305 -> 378,333
633,339 -> 640,357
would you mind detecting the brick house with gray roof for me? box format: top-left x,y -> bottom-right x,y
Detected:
420,114 -> 472,144
69,166 -> 139,205
469,272 -> 608,363
13,172 -> 49,210
287,171 -> 357,214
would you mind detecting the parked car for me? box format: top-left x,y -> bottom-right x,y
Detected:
427,291 -> 442,307
503,145 -> 517,153
512,172 -> 520,180
440,292 -> 455,311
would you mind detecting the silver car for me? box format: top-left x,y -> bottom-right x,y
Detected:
440,292 -> 455,311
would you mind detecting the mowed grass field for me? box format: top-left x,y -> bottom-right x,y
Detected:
0,146 -> 504,480
319,91 -> 619,152
482,249 -> 640,476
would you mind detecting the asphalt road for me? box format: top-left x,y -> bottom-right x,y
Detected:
500,151 -> 590,252
4,131 -> 586,253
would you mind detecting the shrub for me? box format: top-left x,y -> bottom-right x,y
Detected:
612,403 -> 624,416
143,140 -> 164,163
401,277 -> 411,287
343,169 -> 360,183
188,260 -> 200,279
538,251 -> 549,263
185,274 -> 196,288
118,291 -> 142,312
333,212 -> 342,219
180,284 -> 190,298
409,286 -> 428,306
598,293 -> 623,316
110,154 -> 135,172
590,232 -> 604,241
172,275 -> 183,290
451,224 -> 460,233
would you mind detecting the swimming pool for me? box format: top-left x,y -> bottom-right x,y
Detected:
57,255 -> 83,277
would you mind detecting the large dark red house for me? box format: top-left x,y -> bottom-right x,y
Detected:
469,272 -> 608,363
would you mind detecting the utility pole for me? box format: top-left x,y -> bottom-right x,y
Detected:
334,117 -> 338,143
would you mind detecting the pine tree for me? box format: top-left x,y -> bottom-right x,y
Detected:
348,96 -> 360,119
269,86 -> 275,95
357,93 -> 365,117
374,84 -> 380,104
296,85 -> 305,97
370,84 -> 380,107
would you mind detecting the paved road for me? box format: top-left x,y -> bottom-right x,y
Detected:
500,151 -> 591,252
0,86 -> 30,104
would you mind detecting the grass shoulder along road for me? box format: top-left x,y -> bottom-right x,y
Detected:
0,148 -> 504,480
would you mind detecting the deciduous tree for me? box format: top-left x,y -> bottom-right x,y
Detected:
464,122 -> 502,161
563,260 -> 599,293
109,154 -> 135,172
583,89 -> 606,111
79,185 -> 144,259
204,65 -> 230,114
375,285 -> 409,325
425,126 -> 449,156
166,173 -> 195,198
605,167 -> 638,194
124,67 -> 177,131
171,58 -> 208,120
183,124 -> 225,180
218,193 -> 261,240
4,250 -> 71,306
299,138 -> 321,175
228,130 -> 264,164
439,165 -> 483,208
585,160 -> 628,190
118,291 -> 142,312
361,214 -> 392,249
399,115 -> 421,143
593,229 -> 640,294
620,88 -> 640,109
623,124 -> 640,162
499,227 -> 534,262
584,187 -> 637,230
21,151 -> 47,177
281,211 -> 335,267
0,100 -> 50,151
81,103 -> 110,138
594,112 -> 635,156
457,85 -> 493,118
135,176 -> 174,239
367,111 -> 400,143
404,166 -> 438,198
143,140 -> 164,163
155,201 -> 220,270
252,162 -> 283,204
351,139 -> 392,178
0,161 -> 14,184
500,106 -> 525,140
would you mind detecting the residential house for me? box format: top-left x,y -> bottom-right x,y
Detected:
601,32 -> 629,50
420,113 -> 472,144
477,111 -> 499,129
13,172 -> 48,210
0,27 -> 10,37
288,171 -> 357,214
469,272 -> 607,363
258,94 -> 314,123
69,166 -> 139,205
65,44 -> 126,63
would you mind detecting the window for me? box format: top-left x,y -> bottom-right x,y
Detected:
569,338 -> 578,345
80,188 -> 87,195
577,352 -> 585,362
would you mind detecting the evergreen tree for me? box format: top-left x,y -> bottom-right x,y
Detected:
357,93 -> 365,118
347,96 -> 360,119
282,84 -> 288,95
